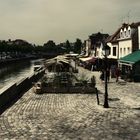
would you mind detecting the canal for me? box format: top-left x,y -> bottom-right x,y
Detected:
0,59 -> 44,89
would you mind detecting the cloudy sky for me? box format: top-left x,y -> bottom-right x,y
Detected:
0,0 -> 139,45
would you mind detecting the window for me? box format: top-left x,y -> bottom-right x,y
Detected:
128,26 -> 131,37
127,47 -> 130,54
123,32 -> 125,38
120,48 -> 122,57
120,29 -> 123,38
126,30 -> 129,37
113,47 -> 116,56
124,31 -> 126,37
124,48 -> 126,55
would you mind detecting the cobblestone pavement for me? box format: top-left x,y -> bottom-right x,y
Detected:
0,67 -> 140,140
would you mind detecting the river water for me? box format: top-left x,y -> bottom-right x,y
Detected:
0,59 -> 44,89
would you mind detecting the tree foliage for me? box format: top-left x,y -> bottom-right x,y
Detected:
0,40 -> 34,59
74,38 -> 82,53
0,38 -> 83,59
43,40 -> 57,53
65,40 -> 71,53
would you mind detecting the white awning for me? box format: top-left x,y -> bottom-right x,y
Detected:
79,56 -> 96,62
65,53 -> 79,57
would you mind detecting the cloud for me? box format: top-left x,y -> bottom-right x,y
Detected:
0,0 -> 139,44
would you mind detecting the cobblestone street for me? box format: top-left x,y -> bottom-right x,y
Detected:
0,67 -> 140,140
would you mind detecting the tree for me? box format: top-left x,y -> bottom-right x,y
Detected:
43,40 -> 57,53
74,38 -> 82,54
34,45 -> 43,53
65,40 -> 71,53
0,41 -> 8,59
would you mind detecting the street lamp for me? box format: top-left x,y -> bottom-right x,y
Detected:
74,56 -> 77,72
102,43 -> 110,108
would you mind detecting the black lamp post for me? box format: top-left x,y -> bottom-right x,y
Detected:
74,56 -> 77,72
102,43 -> 110,108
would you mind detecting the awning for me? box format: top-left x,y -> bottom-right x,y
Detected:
119,50 -> 140,65
66,53 -> 79,57
79,56 -> 96,63
45,55 -> 70,67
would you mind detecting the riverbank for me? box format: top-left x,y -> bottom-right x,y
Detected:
0,68 -> 45,115
0,56 -> 38,66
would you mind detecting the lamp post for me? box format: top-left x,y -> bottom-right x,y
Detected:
102,43 -> 110,108
74,56 -> 77,72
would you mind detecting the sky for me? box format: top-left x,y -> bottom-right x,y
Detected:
0,0 -> 139,45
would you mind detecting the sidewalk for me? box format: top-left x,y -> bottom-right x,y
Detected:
78,66 -> 140,108
0,67 -> 140,140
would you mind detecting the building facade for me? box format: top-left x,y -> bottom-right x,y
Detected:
107,22 -> 140,60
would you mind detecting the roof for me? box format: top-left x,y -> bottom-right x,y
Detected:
65,53 -> 79,57
119,50 -> 140,64
121,22 -> 140,29
106,27 -> 121,43
45,55 -> 70,66
130,22 -> 140,28
106,21 -> 140,43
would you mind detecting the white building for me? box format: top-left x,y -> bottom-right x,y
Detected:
85,39 -> 91,56
107,22 -> 140,60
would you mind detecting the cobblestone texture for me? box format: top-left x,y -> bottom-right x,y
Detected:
0,67 -> 140,140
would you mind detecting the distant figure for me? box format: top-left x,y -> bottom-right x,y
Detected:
106,68 -> 110,82
100,70 -> 104,83
91,75 -> 96,87
110,65 -> 116,78
115,67 -> 120,82
127,67 -> 133,82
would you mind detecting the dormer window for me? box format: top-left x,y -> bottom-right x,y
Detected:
128,26 -> 131,37
126,30 -> 128,37
125,30 -> 127,37
122,31 -> 125,38
120,32 -> 123,38
120,29 -> 123,38
124,28 -> 127,38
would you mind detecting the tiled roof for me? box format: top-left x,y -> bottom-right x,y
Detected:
107,21 -> 140,43
121,22 -> 140,29
130,22 -> 140,28
106,27 -> 121,43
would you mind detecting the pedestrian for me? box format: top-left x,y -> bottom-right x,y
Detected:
106,68 -> 110,82
127,67 -> 133,82
100,70 -> 104,83
115,67 -> 120,82
91,75 -> 96,87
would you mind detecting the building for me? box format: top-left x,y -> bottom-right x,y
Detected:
79,32 -> 109,70
118,50 -> 140,82
81,32 -> 109,58
89,32 -> 109,58
107,22 -> 140,60
107,22 -> 140,81
107,27 -> 121,60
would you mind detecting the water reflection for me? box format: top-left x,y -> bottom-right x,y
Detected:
0,59 -> 43,89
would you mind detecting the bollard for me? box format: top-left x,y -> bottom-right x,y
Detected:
95,87 -> 100,105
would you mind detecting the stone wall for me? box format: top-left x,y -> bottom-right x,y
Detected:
41,86 -> 96,94
0,69 -> 45,111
